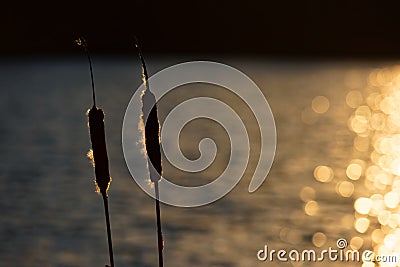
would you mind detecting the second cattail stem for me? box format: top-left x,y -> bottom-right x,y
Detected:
154,183 -> 163,267
141,86 -> 164,267
136,41 -> 164,267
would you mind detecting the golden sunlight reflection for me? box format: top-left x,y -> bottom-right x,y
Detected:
355,217 -> 370,233
346,161 -> 364,180
299,186 -> 316,202
301,95 -> 331,125
350,236 -> 364,250
346,90 -> 364,108
372,229 -> 385,244
354,136 -> 370,152
377,210 -> 391,225
346,65 -> 400,266
314,165 -> 334,183
354,197 -> 373,215
337,181 -> 354,197
296,67 -> 400,265
383,192 -> 399,209
311,95 -> 330,114
304,200 -> 319,216
312,232 -> 327,247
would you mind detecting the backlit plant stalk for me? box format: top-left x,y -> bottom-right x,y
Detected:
136,42 -> 164,267
76,37 -> 115,267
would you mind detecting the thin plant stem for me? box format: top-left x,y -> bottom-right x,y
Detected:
102,193 -> 115,267
135,39 -> 164,267
154,182 -> 164,267
77,37 -> 115,267
75,37 -> 96,107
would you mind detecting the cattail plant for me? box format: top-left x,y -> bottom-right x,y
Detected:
76,37 -> 115,267
136,41 -> 165,267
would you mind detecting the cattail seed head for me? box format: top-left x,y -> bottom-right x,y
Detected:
141,88 -> 162,182
88,106 -> 112,196
136,41 -> 163,183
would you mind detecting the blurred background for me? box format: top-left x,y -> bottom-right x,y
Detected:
2,1 -> 400,266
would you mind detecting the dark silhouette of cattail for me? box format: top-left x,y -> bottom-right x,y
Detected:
88,107 -> 112,195
136,41 -> 164,267
76,37 -> 115,267
141,84 -> 162,182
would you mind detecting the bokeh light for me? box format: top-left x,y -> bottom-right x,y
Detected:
355,217 -> 370,233
314,165 -> 334,183
354,136 -> 370,152
354,197 -> 373,215
299,186 -> 316,202
350,236 -> 364,250
346,90 -> 363,108
346,65 -> 400,265
384,192 -> 399,209
372,229 -> 385,244
304,200 -> 319,216
337,181 -> 354,197
346,163 -> 363,180
312,232 -> 327,247
311,96 -> 330,114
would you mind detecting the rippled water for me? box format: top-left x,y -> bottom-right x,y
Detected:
0,58 -> 395,267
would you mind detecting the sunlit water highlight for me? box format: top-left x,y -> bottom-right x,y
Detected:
346,66 -> 400,267
0,58 -> 398,266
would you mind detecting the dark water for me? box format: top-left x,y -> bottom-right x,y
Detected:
0,58 -> 391,266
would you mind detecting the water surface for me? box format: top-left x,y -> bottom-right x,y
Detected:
0,58 -> 392,266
